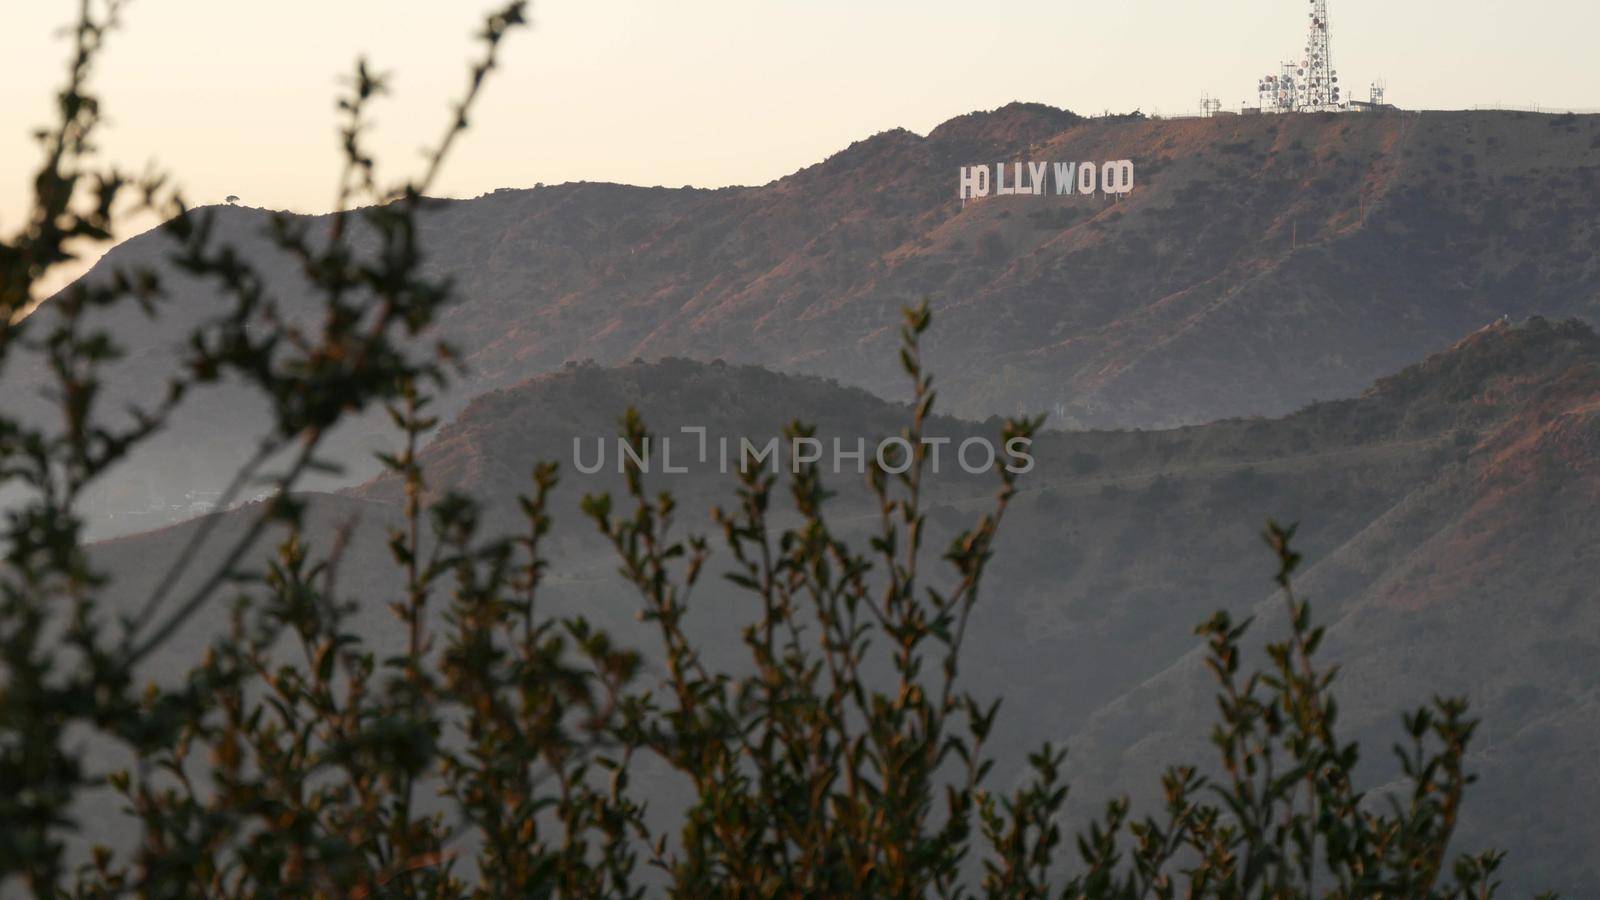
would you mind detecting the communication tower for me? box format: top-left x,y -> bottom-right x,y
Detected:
1253,0 -> 1356,113
1295,0 -> 1342,111
1258,61 -> 1299,113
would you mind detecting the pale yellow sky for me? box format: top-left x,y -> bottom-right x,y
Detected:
4,0 -> 1598,278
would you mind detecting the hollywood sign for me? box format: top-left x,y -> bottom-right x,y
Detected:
958,160 -> 1134,200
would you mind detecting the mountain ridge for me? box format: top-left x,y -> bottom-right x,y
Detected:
21,103 -> 1600,535
75,315 -> 1600,894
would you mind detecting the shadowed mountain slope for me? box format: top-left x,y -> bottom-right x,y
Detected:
82,316 -> 1600,895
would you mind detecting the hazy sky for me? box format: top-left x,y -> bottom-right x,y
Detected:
3,0 -> 1598,253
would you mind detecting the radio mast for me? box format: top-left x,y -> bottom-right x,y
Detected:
1297,0 -> 1342,111
1254,0 -> 1350,113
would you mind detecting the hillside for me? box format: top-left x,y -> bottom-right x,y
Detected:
82,316 -> 1600,895
1051,318 -> 1600,896
23,104 -> 1600,534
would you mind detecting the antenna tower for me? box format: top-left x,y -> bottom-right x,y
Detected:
1296,0 -> 1342,111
